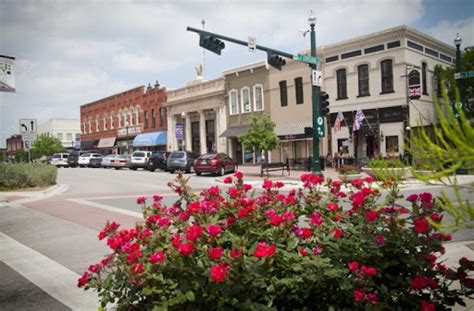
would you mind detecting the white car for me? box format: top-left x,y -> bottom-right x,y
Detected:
50,153 -> 69,167
101,154 -> 120,168
130,151 -> 152,170
78,153 -> 102,167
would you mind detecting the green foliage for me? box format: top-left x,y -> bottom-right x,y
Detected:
15,149 -> 27,163
30,133 -> 64,160
238,115 -> 280,154
0,163 -> 57,190
0,152 -> 4,162
368,157 -> 405,169
80,174 -> 472,309
338,164 -> 360,175
407,80 -> 474,229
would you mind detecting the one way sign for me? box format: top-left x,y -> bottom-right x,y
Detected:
20,119 -> 37,135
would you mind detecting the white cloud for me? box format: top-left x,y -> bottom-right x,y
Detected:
426,17 -> 474,47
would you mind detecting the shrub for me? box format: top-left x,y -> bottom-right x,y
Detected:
79,172 -> 473,310
368,157 -> 406,169
0,163 -> 57,190
338,164 -> 360,175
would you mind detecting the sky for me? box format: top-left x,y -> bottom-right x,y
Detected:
0,0 -> 473,148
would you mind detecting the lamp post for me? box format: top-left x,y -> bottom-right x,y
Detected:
309,11 -> 322,175
454,33 -> 462,108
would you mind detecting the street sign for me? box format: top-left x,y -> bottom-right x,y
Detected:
454,71 -> 474,79
248,36 -> 256,53
312,70 -> 322,86
316,116 -> 324,138
19,119 -> 37,135
294,54 -> 320,65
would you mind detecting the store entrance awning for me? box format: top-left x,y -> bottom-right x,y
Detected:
97,137 -> 116,148
132,131 -> 167,147
220,125 -> 250,138
81,140 -> 99,150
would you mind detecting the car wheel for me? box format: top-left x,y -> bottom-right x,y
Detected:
130,167 -> 137,171
196,171 -> 202,176
188,165 -> 195,174
220,166 -> 225,176
149,168 -> 155,172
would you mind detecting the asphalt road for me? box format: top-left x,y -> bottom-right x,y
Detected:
1,167 -> 473,310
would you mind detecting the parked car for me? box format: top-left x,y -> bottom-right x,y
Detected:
167,151 -> 200,173
50,153 -> 69,167
194,153 -> 237,176
67,151 -> 91,167
89,155 -> 104,168
109,154 -> 131,170
146,151 -> 171,172
78,153 -> 102,167
101,154 -> 120,168
130,151 -> 152,170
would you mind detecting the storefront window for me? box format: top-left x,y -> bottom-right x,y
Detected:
244,149 -> 254,164
337,138 -> 349,155
385,136 -> 399,153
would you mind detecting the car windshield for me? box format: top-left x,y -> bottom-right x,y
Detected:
118,155 -> 128,159
201,154 -> 216,160
170,152 -> 185,159
105,154 -> 116,158
133,152 -> 145,157
52,154 -> 61,158
81,153 -> 91,157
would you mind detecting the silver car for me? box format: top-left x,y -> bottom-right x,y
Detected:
109,155 -> 131,170
101,154 -> 120,168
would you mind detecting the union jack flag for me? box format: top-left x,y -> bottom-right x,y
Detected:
333,111 -> 345,133
409,86 -> 421,99
352,108 -> 365,132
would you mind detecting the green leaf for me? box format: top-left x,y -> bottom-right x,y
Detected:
185,290 -> 195,302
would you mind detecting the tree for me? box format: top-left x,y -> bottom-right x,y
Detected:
15,149 -> 27,162
407,81 -> 473,229
238,115 -> 280,161
30,134 -> 64,160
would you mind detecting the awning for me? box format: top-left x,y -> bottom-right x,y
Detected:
81,140 -> 99,150
97,137 -> 116,148
220,125 -> 250,138
132,131 -> 167,147
274,122 -> 312,136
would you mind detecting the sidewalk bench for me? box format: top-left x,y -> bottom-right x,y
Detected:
261,162 -> 290,177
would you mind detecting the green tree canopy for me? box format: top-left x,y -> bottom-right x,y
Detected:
30,134 -> 64,160
238,115 -> 280,155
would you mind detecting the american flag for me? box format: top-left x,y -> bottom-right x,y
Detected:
409,86 -> 421,98
352,108 -> 365,132
333,111 -> 345,133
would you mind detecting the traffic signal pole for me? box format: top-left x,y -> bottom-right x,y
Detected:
309,19 -> 321,175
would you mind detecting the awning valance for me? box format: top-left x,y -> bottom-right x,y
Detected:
97,137 -> 116,148
219,125 -> 250,138
81,140 -> 99,150
274,122 -> 312,136
132,131 -> 167,147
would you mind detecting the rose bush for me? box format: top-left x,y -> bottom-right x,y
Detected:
79,172 -> 473,310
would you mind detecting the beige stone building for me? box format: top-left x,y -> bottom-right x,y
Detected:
323,25 -> 455,162
165,76 -> 226,154
220,61 -> 270,164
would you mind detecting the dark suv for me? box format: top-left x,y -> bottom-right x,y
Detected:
167,151 -> 200,173
146,151 -> 171,172
67,150 -> 94,168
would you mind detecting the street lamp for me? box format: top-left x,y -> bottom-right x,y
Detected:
454,33 -> 462,106
309,10 -> 322,175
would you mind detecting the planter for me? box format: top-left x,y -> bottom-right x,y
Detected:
337,173 -> 363,183
362,166 -> 410,180
413,169 -> 435,177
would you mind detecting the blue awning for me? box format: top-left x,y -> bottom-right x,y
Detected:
132,131 -> 167,147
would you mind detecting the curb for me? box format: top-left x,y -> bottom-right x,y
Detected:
0,184 -> 69,207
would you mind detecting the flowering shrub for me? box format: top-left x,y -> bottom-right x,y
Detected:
79,172 -> 473,309
338,164 -> 360,175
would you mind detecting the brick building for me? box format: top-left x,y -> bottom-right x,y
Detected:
80,82 -> 167,154
6,135 -> 23,160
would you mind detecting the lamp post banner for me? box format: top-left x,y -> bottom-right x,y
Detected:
176,123 -> 184,140
0,55 -> 15,93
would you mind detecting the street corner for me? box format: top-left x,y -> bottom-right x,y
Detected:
0,184 -> 69,207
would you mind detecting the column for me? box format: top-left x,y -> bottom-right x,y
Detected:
213,108 -> 220,152
184,113 -> 192,152
227,138 -> 233,158
199,110 -> 207,155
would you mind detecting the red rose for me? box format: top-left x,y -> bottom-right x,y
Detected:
365,210 -> 379,222
361,265 -> 377,277
210,247 -> 223,260
234,171 -> 243,179
262,180 -> 273,190
351,192 -> 365,208
327,203 -> 338,211
354,289 -> 366,302
411,275 -> 428,289
367,293 -> 379,305
406,194 -> 418,202
374,235 -> 385,245
299,248 -> 309,256
210,263 -> 227,282
348,261 -> 359,272
171,234 -> 181,248
223,176 -> 232,184
330,228 -> 344,238
179,243 -> 195,256
361,187 -> 372,196
230,248 -> 241,259
131,263 -> 143,274
420,300 -> 436,311
206,225 -> 223,237
275,181 -> 284,188
351,179 -> 363,188
77,272 -> 91,287
365,176 -> 375,183
243,183 -> 252,191
186,225 -> 203,242
310,212 -> 323,226
253,242 -> 276,257
187,202 -> 200,213
332,180 -> 342,188
269,215 -> 283,226
136,196 -> 146,204
295,228 -> 312,240
178,211 -> 190,221
152,195 -> 163,201
150,251 -> 165,264
88,264 -> 101,273
414,217 -> 430,234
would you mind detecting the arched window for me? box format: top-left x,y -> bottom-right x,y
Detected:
358,64 -> 370,96
336,68 -> 347,99
118,111 -> 123,128
83,122 -> 87,134
381,59 -> 393,93
88,117 -> 92,133
152,109 -> 156,128
129,108 -> 134,126
253,84 -> 264,111
103,113 -> 108,131
241,87 -> 251,113
95,115 -> 100,132
229,90 -> 238,115
123,109 -> 129,126
144,111 -> 149,129
159,107 -> 164,126
135,106 -> 141,125
422,62 -> 428,95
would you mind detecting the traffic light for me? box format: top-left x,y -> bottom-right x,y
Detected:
320,91 -> 330,117
304,127 -> 313,135
199,35 -> 225,55
267,52 -> 286,70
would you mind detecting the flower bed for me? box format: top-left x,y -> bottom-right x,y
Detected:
79,172 -> 473,310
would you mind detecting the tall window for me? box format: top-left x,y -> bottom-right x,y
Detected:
135,107 -> 140,125
422,62 -> 428,95
95,115 -> 100,131
66,133 -> 72,141
57,133 -> 63,140
253,84 -> 264,111
103,114 -> 108,130
159,108 -> 164,126
88,118 -> 92,133
144,111 -> 148,129
110,113 -> 115,129
83,122 -> 87,134
151,109 -> 156,128
118,112 -> 122,128
358,65 -> 369,96
294,77 -> 304,104
129,109 -> 134,126
381,59 -> 394,93
279,80 -> 288,107
241,87 -> 250,113
336,69 -> 347,99
229,90 -> 238,115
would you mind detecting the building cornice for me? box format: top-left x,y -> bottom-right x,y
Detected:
166,77 -> 225,106
222,61 -> 268,76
